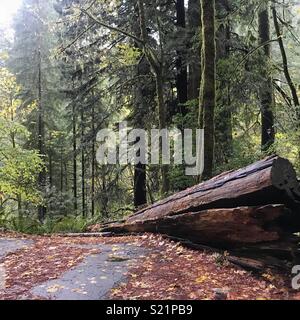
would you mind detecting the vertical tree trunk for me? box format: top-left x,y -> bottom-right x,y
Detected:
199,0 -> 216,179
60,146 -> 64,194
132,47 -> 149,208
73,103 -> 78,212
81,109 -> 86,217
10,98 -> 16,148
64,162 -> 68,191
101,170 -> 108,217
134,162 -> 147,208
37,44 -> 47,221
272,6 -> 299,109
258,3 -> 275,150
10,102 -> 22,216
17,195 -> 22,219
215,0 -> 233,164
176,0 -> 188,115
91,103 -> 95,217
156,71 -> 169,194
187,0 -> 201,101
49,152 -> 53,189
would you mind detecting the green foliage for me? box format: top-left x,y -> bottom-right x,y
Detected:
0,213 -> 98,234
0,67 -> 43,208
169,165 -> 195,191
115,43 -> 142,67
273,130 -> 300,175
213,129 -> 275,177
44,216 -> 91,234
44,188 -> 75,216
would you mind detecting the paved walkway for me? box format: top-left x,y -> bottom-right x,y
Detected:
31,243 -> 146,300
0,238 -> 146,300
0,238 -> 34,291
0,238 -> 33,260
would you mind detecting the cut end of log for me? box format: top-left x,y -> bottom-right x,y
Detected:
271,157 -> 300,200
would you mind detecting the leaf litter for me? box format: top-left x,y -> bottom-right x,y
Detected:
0,232 -> 299,300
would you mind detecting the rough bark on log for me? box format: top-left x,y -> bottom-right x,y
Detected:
100,156 -> 300,269
103,205 -> 288,246
126,156 -> 300,227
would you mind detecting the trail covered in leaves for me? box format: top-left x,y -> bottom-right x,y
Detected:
0,232 -> 299,300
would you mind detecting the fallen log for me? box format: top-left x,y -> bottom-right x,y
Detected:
101,156 -> 300,269
127,155 -> 300,227
103,205 -> 288,246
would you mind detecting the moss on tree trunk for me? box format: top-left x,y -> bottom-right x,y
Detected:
199,0 -> 216,179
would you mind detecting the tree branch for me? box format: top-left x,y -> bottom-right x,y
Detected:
59,23 -> 96,54
235,38 -> 280,70
80,8 -> 144,45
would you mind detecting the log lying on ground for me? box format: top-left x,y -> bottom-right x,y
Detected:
102,155 -> 300,241
126,155 -> 300,229
101,156 -> 300,268
103,205 -> 288,246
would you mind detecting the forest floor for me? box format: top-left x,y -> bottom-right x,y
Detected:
0,231 -> 300,300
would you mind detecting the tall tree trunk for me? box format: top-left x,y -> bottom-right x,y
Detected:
101,169 -> 108,217
272,6 -> 299,110
49,151 -> 53,189
187,0 -> 201,101
60,146 -> 64,194
81,109 -> 86,217
134,162 -> 147,208
17,195 -> 22,219
258,3 -> 275,150
91,103 -> 95,217
199,0 -> 216,179
176,0 -> 188,115
37,45 -> 47,221
72,103 -> 78,212
132,50 -> 149,208
64,162 -> 68,192
156,71 -> 169,194
215,0 -> 233,164
10,98 -> 16,148
9,103 -> 22,216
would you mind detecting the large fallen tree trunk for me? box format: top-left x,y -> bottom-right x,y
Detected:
126,155 -> 300,226
103,205 -> 288,245
102,156 -> 300,245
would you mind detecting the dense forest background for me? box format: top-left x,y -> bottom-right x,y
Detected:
0,0 -> 299,233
